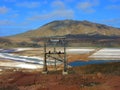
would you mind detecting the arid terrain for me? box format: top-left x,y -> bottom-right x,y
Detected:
0,48 -> 120,90
0,62 -> 120,90
0,20 -> 120,90
0,0 -> 120,88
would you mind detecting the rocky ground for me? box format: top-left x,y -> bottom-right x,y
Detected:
0,62 -> 120,90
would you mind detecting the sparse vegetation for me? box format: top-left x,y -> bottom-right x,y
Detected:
17,41 -> 41,47
0,37 -> 41,48
0,62 -> 119,90
0,37 -> 13,48
71,62 -> 120,75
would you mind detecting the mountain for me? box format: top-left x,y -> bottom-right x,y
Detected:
6,20 -> 120,47
13,20 -> 120,38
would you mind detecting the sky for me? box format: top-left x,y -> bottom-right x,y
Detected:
0,0 -> 120,36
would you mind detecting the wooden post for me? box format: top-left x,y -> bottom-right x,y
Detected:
62,38 -> 68,75
42,42 -> 48,74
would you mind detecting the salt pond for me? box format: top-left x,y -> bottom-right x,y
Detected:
0,61 -> 42,69
69,60 -> 120,67
69,48 -> 120,67
67,48 -> 95,54
0,48 -> 62,69
89,48 -> 120,60
0,48 -> 120,69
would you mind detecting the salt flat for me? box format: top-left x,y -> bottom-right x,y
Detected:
0,47 -> 120,70
0,48 -> 62,69
67,48 -> 95,54
0,61 -> 43,69
89,48 -> 120,60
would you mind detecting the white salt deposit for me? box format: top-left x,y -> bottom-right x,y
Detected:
0,69 -> 2,71
1,47 -> 120,69
90,48 -> 120,60
67,48 -> 95,54
16,63 -> 43,69
0,52 -> 61,70
0,62 -> 43,69
14,48 -> 35,52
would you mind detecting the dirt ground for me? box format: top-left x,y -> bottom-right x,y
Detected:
0,66 -> 120,90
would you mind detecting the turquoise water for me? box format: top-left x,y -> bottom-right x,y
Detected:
69,60 -> 120,66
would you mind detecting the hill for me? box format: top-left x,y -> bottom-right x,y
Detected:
13,20 -> 120,38
4,20 -> 120,47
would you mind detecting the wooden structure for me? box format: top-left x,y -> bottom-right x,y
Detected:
42,37 -> 68,74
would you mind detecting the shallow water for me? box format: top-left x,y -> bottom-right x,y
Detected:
69,60 -> 120,66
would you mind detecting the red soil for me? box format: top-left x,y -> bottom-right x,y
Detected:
0,71 -> 120,90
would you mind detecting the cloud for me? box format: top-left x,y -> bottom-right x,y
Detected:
28,9 -> 74,21
52,0 -> 66,9
65,0 -> 74,2
101,18 -> 120,27
0,6 -> 9,14
0,20 -> 15,26
0,19 -> 30,27
102,18 -> 120,23
109,0 -> 120,2
4,0 -> 16,2
16,1 -> 40,8
9,13 -> 19,18
42,0 -> 48,4
77,0 -> 99,13
107,5 -> 120,10
27,1 -> 74,21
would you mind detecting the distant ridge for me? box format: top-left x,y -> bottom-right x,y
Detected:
12,20 -> 120,38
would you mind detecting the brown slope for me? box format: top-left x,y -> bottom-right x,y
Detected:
11,20 -> 120,38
